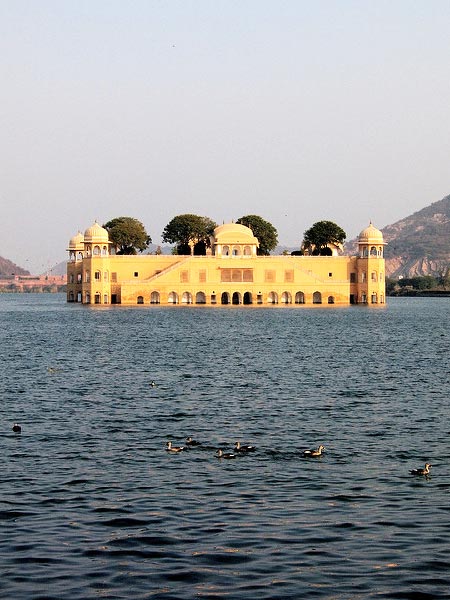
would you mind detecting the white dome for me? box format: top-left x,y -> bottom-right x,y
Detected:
213,223 -> 259,245
84,221 -> 109,243
68,231 -> 84,249
358,222 -> 384,243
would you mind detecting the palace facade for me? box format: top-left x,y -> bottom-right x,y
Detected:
67,221 -> 386,306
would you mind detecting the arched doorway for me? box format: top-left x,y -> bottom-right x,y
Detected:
150,291 -> 160,304
268,291 -> 278,304
295,291 -> 305,304
221,292 -> 230,305
327,296 -> 335,304
182,292 -> 192,304
243,291 -> 252,305
313,291 -> 322,304
196,291 -> 206,304
168,291 -> 178,304
232,292 -> 241,305
281,292 -> 291,304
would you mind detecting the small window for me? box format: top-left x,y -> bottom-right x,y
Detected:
199,270 -> 206,283
328,272 -> 332,277
134,272 -> 139,278
180,270 -> 189,283
111,272 -> 117,282
95,271 -> 101,281
284,270 -> 294,283
350,273 -> 356,283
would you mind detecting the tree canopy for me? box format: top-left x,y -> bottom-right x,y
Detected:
162,214 -> 217,255
235,215 -> 278,256
103,217 -> 151,255
302,221 -> 346,256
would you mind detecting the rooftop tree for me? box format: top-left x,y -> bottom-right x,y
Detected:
162,214 -> 217,255
235,215 -> 278,256
103,217 -> 151,255
302,220 -> 346,256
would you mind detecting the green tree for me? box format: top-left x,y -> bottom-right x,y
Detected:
103,217 -> 151,255
302,221 -> 346,256
235,215 -> 278,256
162,214 -> 217,255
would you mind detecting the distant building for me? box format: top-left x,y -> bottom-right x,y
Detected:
67,221 -> 386,306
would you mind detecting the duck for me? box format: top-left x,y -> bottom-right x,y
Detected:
12,423 -> 22,433
410,463 -> 432,476
186,436 -> 201,446
150,381 -> 157,387
234,441 -> 256,453
166,441 -> 184,453
303,445 -> 325,457
216,449 -> 236,459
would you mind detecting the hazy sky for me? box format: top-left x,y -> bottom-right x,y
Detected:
1,0 -> 449,273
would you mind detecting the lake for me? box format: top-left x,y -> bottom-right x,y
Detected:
1,294 -> 450,599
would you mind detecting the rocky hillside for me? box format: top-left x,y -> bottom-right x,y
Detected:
382,194 -> 450,278
0,256 -> 30,279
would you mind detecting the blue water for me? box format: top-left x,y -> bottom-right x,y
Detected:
1,294 -> 450,599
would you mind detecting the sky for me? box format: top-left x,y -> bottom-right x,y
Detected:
1,0 -> 449,274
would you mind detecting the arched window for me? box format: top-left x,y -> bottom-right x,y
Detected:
68,291 -> 74,302
243,246 -> 252,256
362,247 -> 368,257
295,291 -> 305,304
370,246 -> 377,256
313,291 -> 322,304
77,252 -> 83,261
150,291 -> 160,304
222,245 -> 230,256
196,291 -> 206,304
168,291 -> 178,304
93,245 -> 101,256
268,291 -> 278,304
328,296 -> 335,304
85,271 -> 90,283
101,245 -> 108,256
137,296 -> 144,304
182,292 -> 192,304
69,274 -> 74,283
232,246 -> 241,256
77,273 -> 82,283
94,270 -> 101,281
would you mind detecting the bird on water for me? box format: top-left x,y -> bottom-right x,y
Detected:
303,445 -> 325,457
12,423 -> 21,433
166,441 -> 184,453
410,463 -> 432,476
234,441 -> 256,453
186,437 -> 202,446
216,449 -> 236,459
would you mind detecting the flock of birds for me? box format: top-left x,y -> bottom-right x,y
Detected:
165,437 -> 432,476
10,424 -> 432,476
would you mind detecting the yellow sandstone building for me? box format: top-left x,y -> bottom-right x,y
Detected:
67,221 -> 386,306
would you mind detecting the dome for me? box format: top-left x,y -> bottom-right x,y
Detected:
213,223 -> 259,245
358,222 -> 384,243
84,221 -> 109,243
67,231 -> 84,250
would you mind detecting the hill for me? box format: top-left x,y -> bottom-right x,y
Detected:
382,194 -> 450,278
0,256 -> 30,279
